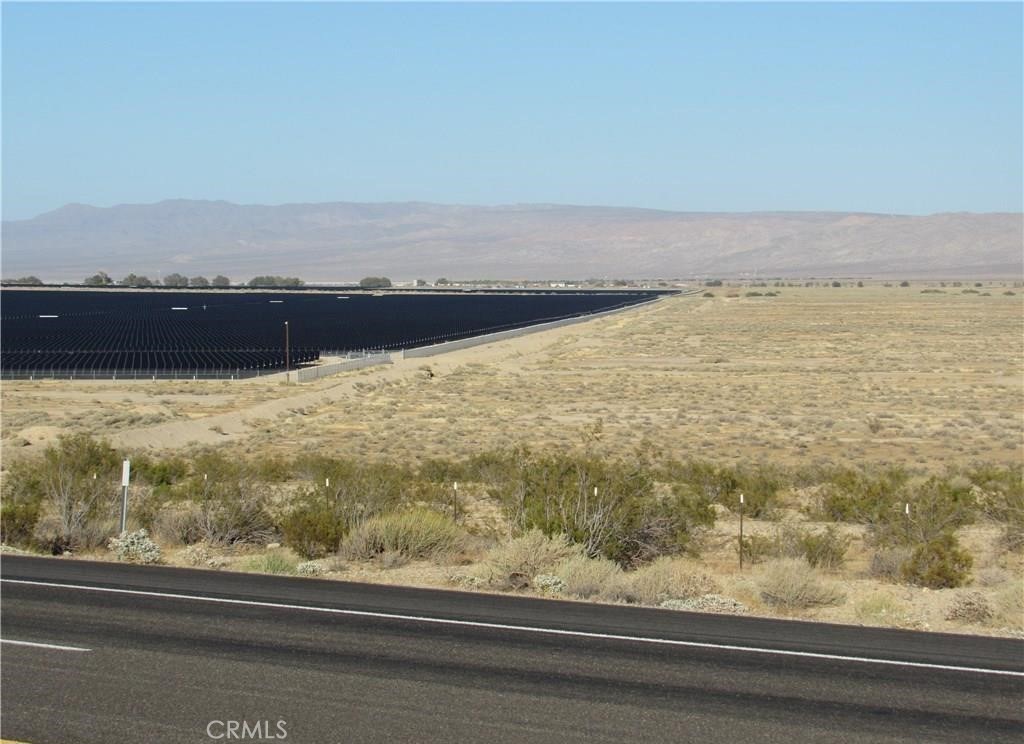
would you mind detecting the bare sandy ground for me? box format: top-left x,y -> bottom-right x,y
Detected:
3,287 -> 1021,469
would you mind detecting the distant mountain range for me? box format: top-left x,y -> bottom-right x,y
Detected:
2,200 -> 1021,281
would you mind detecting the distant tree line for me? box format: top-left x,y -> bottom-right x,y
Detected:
247,276 -> 305,287
2,276 -> 44,285
83,272 -> 232,287
359,276 -> 392,289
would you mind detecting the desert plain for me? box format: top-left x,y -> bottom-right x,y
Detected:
2,284 -> 1022,635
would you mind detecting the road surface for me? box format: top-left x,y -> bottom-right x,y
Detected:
2,555 -> 1021,743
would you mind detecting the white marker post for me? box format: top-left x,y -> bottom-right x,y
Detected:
453,482 -> 459,522
119,459 -> 131,534
738,493 -> 745,571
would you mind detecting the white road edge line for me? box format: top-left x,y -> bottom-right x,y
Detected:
1,638 -> 91,652
3,578 -> 1021,677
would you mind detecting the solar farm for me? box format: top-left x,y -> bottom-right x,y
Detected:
0,289 -> 662,378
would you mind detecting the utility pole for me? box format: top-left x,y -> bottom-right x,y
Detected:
284,320 -> 290,382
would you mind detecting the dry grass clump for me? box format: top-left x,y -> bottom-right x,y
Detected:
853,592 -> 911,626
243,552 -> 297,575
757,558 -> 846,609
342,508 -> 466,563
944,592 -> 994,623
555,553 -> 623,599
623,557 -> 720,604
481,529 -> 581,589
992,581 -> 1024,630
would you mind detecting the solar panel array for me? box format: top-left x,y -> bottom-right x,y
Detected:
0,289 -> 660,377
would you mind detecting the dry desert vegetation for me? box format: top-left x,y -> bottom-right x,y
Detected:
2,284 -> 1022,636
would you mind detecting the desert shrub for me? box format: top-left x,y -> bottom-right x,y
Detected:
244,552 -> 296,575
973,566 -> 1010,587
3,434 -> 123,552
993,582 -> 1024,629
130,454 -> 188,487
482,529 -> 582,589
757,558 -> 845,609
483,450 -> 655,562
785,525 -> 851,570
738,534 -> 776,565
108,529 -> 161,564
251,455 -> 296,482
281,459 -> 410,558
151,502 -> 205,545
296,560 -> 325,577
555,554 -> 623,599
342,508 -> 465,562
738,521 -> 849,569
810,465 -> 910,523
663,460 -> 784,518
533,574 -> 566,594
944,592 -> 993,623
871,477 -> 977,550
182,543 -> 226,568
0,497 -> 42,549
181,479 -> 277,547
417,458 -> 465,484
613,485 -> 716,567
969,465 -> 1024,551
281,501 -> 345,559
869,546 -> 912,581
625,557 -> 719,605
900,533 -> 973,589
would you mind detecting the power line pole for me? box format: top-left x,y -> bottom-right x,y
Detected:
284,320 -> 290,382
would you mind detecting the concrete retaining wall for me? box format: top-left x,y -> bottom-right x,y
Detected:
401,298 -> 659,360
295,353 -> 392,382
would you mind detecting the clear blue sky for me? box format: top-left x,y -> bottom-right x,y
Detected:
3,2 -> 1021,219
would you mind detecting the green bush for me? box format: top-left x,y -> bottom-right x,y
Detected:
281,460 -> 410,558
872,476 -> 977,549
969,464 -> 1024,552
342,509 -> 465,562
662,460 -> 784,518
281,501 -> 344,559
482,450 -> 654,562
792,525 -> 851,570
130,454 -> 188,487
0,497 -> 42,548
2,434 -> 123,552
900,533 -> 973,589
810,465 -> 910,523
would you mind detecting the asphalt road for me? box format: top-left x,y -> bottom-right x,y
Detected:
2,555 -> 1022,744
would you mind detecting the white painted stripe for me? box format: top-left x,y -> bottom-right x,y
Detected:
3,578 -> 1021,677
1,638 -> 91,652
